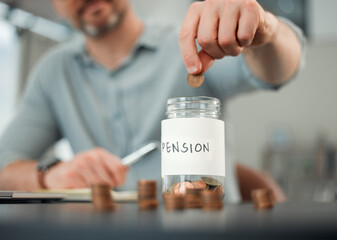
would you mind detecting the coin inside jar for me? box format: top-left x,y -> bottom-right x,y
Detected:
191,180 -> 207,189
201,177 -> 222,187
173,181 -> 194,195
213,185 -> 223,194
187,73 -> 204,88
168,182 -> 178,193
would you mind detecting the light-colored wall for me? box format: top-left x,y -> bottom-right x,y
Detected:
227,41 -> 337,169
130,0 -> 192,24
308,0 -> 337,41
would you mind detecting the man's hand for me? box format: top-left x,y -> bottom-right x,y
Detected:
45,148 -> 128,189
179,0 -> 279,74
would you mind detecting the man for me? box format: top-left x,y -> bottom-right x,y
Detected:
0,0 -> 304,202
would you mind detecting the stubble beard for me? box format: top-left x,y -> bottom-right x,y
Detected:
78,0 -> 126,38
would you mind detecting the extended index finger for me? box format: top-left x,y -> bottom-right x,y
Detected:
179,2 -> 203,74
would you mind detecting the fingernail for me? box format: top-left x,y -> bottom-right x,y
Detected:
187,66 -> 199,74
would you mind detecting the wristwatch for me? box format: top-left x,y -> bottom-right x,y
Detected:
36,158 -> 61,189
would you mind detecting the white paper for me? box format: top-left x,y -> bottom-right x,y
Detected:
161,118 -> 225,177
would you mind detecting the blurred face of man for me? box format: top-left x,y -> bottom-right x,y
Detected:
52,0 -> 128,37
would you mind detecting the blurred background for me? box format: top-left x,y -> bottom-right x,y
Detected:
0,0 -> 336,202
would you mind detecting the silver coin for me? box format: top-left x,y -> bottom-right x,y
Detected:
168,182 -> 178,193
201,177 -> 222,187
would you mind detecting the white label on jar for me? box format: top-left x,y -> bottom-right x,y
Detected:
161,118 -> 225,177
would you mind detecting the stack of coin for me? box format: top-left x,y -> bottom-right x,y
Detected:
163,193 -> 185,211
185,187 -> 204,208
91,184 -> 115,211
200,190 -> 224,210
138,180 -> 158,210
251,189 -> 274,209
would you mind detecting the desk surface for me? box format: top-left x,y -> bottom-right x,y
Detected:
0,201 -> 336,240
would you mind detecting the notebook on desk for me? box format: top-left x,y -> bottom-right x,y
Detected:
0,189 -> 138,203
0,191 -> 66,203
37,188 -> 138,202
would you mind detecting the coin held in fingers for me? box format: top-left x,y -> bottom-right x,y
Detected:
187,73 -> 204,88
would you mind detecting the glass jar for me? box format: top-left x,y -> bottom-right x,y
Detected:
161,96 -> 225,197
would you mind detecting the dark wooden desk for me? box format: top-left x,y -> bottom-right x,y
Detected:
0,201 -> 336,240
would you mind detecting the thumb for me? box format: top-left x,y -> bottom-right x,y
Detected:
199,50 -> 215,74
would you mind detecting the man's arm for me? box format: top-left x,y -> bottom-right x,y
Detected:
0,73 -> 128,191
0,61 -> 62,190
0,148 -> 129,191
243,14 -> 301,85
0,160 -> 40,191
179,0 -> 302,85
0,46 -> 129,191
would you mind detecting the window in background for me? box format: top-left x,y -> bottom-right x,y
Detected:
0,19 -> 19,135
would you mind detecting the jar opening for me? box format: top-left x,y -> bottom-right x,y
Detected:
166,96 -> 221,119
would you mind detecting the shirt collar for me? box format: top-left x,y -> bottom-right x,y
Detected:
135,20 -> 163,50
73,20 -> 164,67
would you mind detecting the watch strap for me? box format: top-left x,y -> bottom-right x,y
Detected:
36,158 -> 61,189
37,169 -> 48,189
